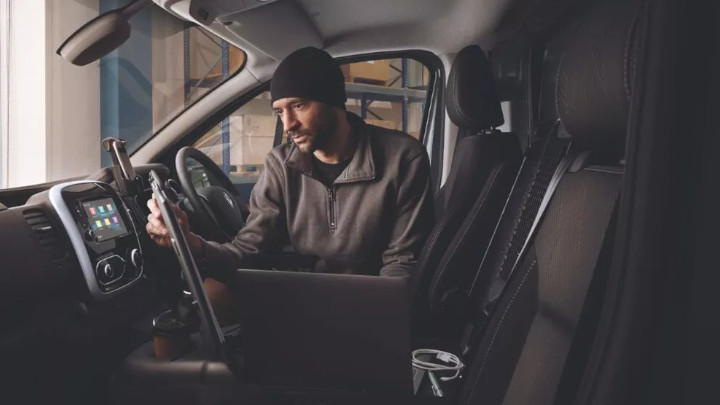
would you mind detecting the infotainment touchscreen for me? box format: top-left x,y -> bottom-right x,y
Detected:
82,198 -> 129,241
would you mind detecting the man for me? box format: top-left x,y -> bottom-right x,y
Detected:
147,47 -> 434,286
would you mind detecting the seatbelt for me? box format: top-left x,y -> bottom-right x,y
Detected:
488,149 -> 575,304
460,144 -> 576,357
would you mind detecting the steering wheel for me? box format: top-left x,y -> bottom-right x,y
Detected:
175,146 -> 248,242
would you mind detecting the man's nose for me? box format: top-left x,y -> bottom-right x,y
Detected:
282,110 -> 299,132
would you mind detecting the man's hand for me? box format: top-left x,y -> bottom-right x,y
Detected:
146,198 -> 203,255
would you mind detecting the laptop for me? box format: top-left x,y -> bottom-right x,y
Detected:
229,269 -> 413,395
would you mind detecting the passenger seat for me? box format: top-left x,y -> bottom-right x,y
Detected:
411,45 -> 521,340
459,0 -> 640,403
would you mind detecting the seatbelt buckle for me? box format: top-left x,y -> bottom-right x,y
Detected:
460,323 -> 475,356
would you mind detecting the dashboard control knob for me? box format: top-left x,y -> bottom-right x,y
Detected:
84,229 -> 95,241
103,263 -> 114,279
130,248 -> 143,269
94,256 -> 126,286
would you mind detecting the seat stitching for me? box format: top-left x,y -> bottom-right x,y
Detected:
623,4 -> 641,101
415,207 -> 460,298
453,67 -> 466,122
554,53 -> 567,131
584,167 -> 624,174
465,258 -> 535,405
415,225 -> 445,290
430,165 -> 504,302
452,64 -> 482,127
496,162 -> 538,280
418,207 -> 455,266
623,11 -> 635,100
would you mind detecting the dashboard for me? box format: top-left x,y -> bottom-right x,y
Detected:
0,164 -> 169,303
48,181 -> 143,299
0,163 -> 175,402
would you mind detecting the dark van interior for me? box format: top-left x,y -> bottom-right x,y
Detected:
0,0 -> 716,403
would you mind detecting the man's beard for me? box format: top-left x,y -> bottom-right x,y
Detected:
290,105 -> 338,154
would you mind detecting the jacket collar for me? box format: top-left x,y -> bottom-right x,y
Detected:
284,112 -> 376,184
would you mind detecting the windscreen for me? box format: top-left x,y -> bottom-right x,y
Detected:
0,1 -> 245,189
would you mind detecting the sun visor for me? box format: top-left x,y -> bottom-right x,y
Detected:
217,0 -> 323,61
156,0 -> 322,66
156,0 -> 282,25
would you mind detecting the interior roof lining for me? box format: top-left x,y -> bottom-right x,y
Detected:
154,0 -> 527,81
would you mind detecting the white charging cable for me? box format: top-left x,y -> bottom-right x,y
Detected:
412,349 -> 465,397
412,348 -> 465,380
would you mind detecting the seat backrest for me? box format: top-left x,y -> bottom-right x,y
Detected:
434,45 -> 513,218
411,45 -> 521,338
459,0 -> 640,403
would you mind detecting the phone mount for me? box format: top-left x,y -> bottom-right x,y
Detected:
102,137 -> 138,196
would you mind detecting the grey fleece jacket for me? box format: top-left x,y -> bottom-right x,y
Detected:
199,113 -> 434,282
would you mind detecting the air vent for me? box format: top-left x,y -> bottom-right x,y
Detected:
23,209 -> 74,267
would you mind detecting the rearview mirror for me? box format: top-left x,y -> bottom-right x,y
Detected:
56,0 -> 151,66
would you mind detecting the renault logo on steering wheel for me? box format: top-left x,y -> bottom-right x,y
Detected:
223,192 -> 234,208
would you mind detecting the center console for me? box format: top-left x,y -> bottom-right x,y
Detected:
50,181 -> 143,300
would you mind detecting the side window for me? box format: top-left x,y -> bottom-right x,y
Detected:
342,58 -> 430,138
191,91 -> 275,200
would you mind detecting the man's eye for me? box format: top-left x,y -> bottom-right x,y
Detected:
292,103 -> 304,110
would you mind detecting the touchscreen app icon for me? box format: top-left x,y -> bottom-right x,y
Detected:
95,220 -> 103,228
104,218 -> 111,226
98,206 -> 105,214
89,207 -> 96,216
106,204 -> 113,212
112,216 -> 118,224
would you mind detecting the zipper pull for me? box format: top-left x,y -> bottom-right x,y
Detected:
328,187 -> 336,229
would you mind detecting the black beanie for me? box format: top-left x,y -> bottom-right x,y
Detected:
271,47 -> 347,109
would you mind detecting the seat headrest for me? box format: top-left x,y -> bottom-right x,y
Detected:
556,0 -> 641,161
446,45 -> 504,131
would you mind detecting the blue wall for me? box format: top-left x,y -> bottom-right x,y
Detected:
100,0 -> 153,167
